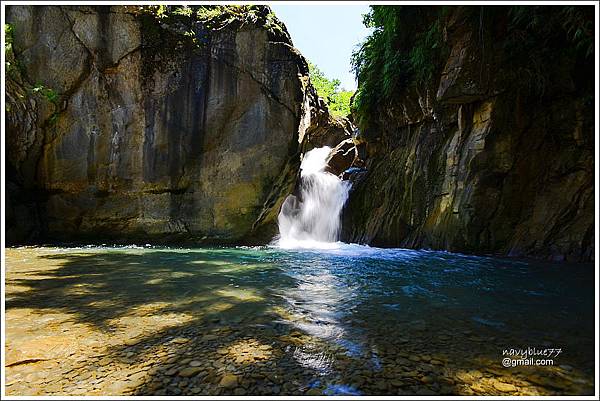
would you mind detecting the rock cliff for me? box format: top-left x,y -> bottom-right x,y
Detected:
5,5 -> 333,244
6,5 -> 594,262
343,6 -> 595,261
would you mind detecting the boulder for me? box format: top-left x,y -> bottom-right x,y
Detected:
325,139 -> 358,176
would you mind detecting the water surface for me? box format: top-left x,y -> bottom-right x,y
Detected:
4,245 -> 595,396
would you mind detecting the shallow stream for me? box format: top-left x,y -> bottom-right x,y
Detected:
4,245 -> 595,395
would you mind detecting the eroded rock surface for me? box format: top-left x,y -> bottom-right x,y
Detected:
5,5 -> 332,244
342,7 -> 594,261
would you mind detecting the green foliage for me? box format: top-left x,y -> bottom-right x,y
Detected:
5,23 -> 28,81
308,62 -> 353,118
409,17 -> 446,84
351,5 -> 593,129
330,90 -> 353,118
31,84 -> 60,124
503,6 -> 594,95
194,5 -> 286,36
5,23 -> 60,120
4,23 -> 13,46
5,23 -> 14,72
351,6 -> 448,128
508,6 -> 594,58
309,62 -> 340,102
32,84 -> 59,104
264,11 -> 285,36
137,5 -> 286,47
171,5 -> 192,17
138,4 -> 168,18
196,6 -> 228,24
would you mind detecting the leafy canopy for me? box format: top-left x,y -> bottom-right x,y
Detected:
350,5 -> 594,130
308,61 -> 353,118
350,6 -> 447,129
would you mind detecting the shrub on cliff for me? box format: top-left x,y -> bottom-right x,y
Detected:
350,5 -> 594,130
350,6 -> 448,129
135,5 -> 288,44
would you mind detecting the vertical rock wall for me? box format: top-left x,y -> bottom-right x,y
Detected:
5,5 -> 321,244
343,6 -> 595,261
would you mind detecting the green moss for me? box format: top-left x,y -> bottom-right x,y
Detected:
136,5 -> 288,86
5,23 -> 19,78
172,5 -> 192,17
136,7 -> 207,84
138,5 -> 205,46
4,23 -> 13,47
136,5 -> 258,67
196,6 -> 227,25
32,84 -> 59,104
135,5 -> 285,34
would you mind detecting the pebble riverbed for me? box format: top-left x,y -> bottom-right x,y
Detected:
4,246 -> 595,396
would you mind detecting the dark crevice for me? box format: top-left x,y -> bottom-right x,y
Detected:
144,187 -> 190,195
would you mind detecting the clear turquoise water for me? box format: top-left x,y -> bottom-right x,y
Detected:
6,244 -> 595,395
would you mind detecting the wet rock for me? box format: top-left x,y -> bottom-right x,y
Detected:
396,357 -> 410,365
325,139 -> 358,176
375,381 -> 389,391
146,381 -> 163,392
340,8 -> 594,261
178,367 -> 203,378
469,370 -> 483,379
168,386 -> 182,395
219,374 -> 239,389
390,379 -> 405,388
456,372 -> 474,383
416,387 -> 437,396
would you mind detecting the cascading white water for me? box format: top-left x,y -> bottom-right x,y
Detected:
277,146 -> 351,249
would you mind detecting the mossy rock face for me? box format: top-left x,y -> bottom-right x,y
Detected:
4,5 -> 324,245
342,6 -> 594,262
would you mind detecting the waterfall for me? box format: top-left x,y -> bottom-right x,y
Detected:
277,147 -> 351,248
